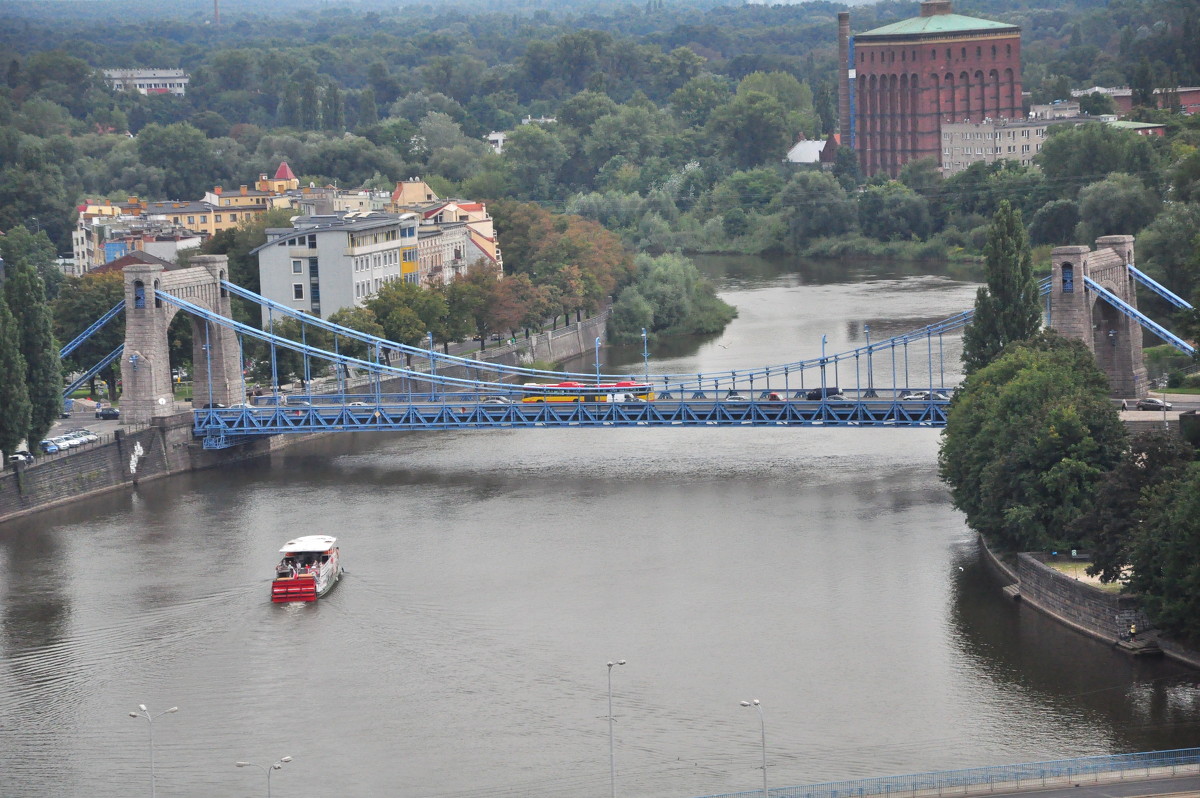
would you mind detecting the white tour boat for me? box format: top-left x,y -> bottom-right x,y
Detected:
271,535 -> 342,602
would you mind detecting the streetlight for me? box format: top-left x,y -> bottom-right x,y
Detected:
607,659 -> 626,798
128,704 -> 178,798
595,336 -> 602,384
236,755 -> 293,798
740,699 -> 767,798
641,328 -> 649,382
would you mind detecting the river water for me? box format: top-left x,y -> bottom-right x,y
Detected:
3,256 -> 1200,798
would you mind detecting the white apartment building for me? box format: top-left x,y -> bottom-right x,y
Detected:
102,68 -> 190,96
940,118 -> 1062,176
253,212 -> 419,322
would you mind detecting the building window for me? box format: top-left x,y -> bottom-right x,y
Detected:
946,48 -> 952,60
187,216 -> 195,224
200,215 -> 207,223
215,214 -> 222,222
230,213 -> 237,222
308,234 -> 317,249
1006,43 -> 1012,56
991,45 -> 997,58
293,283 -> 304,300
931,49 -> 936,59
1021,144 -> 1030,153
292,260 -> 302,274
976,46 -> 982,57
961,47 -> 966,58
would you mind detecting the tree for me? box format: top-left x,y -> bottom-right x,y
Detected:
1076,173 -> 1161,241
1035,123 -> 1161,198
1128,461 -> 1200,643
356,88 -> 378,128
503,124 -> 568,199
939,331 -> 1128,552
53,272 -> 125,400
857,181 -> 930,241
136,122 -> 216,199
1028,199 -> 1080,246
327,306 -> 385,361
4,248 -> 62,445
1069,431 -> 1194,584
707,90 -> 791,170
961,201 -> 1042,375
0,298 -> 32,461
775,171 -> 855,251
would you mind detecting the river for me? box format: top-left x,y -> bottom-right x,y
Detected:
2,255 -> 1199,798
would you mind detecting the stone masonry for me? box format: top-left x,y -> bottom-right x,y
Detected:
1048,235 -> 1148,398
122,254 -> 243,424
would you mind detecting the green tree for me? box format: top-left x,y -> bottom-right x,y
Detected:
857,181 -> 930,241
1076,173 -> 1161,241
775,171 -> 855,251
356,88 -> 378,128
4,250 -> 62,445
1128,462 -> 1200,643
1028,199 -> 1080,246
53,272 -> 126,400
0,298 -> 32,460
137,122 -> 216,199
1035,123 -> 1161,198
961,201 -> 1042,374
939,331 -> 1128,552
503,124 -> 568,199
707,90 -> 791,170
1069,431 -> 1194,584
327,306 -> 385,361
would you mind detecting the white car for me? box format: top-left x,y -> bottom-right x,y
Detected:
900,391 -> 950,401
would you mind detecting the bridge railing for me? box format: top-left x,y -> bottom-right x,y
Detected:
693,748 -> 1200,798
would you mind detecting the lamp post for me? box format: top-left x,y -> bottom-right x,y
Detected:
236,756 -> 293,798
128,704 -> 178,798
641,328 -> 649,382
595,336 -> 602,384
740,699 -> 767,798
607,659 -> 626,798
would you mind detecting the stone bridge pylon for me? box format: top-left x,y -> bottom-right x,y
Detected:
122,255 -> 242,424
1047,235 -> 1148,398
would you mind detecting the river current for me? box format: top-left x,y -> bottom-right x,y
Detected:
2,255 -> 1199,798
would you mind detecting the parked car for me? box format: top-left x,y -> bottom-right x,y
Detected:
96,406 -> 120,420
8,451 -> 34,465
49,436 -> 76,449
39,440 -> 60,454
900,391 -> 950,401
1136,397 -> 1172,411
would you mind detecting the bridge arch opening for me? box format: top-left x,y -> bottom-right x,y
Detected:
1061,264 -> 1074,293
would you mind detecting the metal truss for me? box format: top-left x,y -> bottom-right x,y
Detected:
194,397 -> 949,445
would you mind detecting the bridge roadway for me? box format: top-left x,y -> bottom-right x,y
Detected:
191,393 -> 950,441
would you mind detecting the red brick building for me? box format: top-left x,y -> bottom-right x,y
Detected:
842,0 -> 1022,177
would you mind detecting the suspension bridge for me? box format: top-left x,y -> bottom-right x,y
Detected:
57,236 -> 1191,450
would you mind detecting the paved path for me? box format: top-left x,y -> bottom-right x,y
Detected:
983,772 -> 1200,798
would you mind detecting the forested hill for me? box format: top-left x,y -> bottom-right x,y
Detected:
2,0 -> 1199,309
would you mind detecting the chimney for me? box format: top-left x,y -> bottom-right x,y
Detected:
214,186 -> 222,195
239,185 -> 248,195
920,0 -> 953,16
838,12 -> 852,149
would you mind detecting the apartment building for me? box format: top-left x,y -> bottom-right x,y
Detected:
253,212 -> 419,322
102,68 -> 190,96
940,118 -> 1058,175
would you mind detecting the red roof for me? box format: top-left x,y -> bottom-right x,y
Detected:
274,161 -> 296,180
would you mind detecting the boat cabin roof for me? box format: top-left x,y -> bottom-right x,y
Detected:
280,535 -> 338,554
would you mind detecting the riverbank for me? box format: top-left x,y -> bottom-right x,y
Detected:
977,534 -> 1200,670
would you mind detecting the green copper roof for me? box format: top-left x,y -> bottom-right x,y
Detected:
857,13 -> 1018,38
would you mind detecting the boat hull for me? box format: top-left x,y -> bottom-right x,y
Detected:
271,565 -> 342,603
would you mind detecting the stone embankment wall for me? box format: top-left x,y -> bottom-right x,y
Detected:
978,535 -> 1200,669
0,312 -> 609,525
